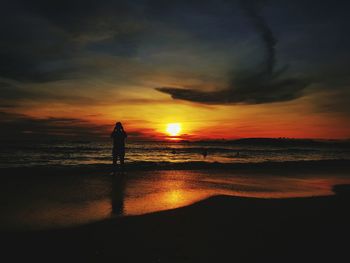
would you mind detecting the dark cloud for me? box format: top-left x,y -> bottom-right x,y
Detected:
240,0 -> 276,75
0,81 -> 41,107
0,0 -> 349,112
0,111 -> 110,140
157,0 -> 309,105
0,111 -> 158,141
0,0 -> 144,83
0,82 -> 32,101
157,76 -> 309,104
309,89 -> 350,115
0,81 -> 102,107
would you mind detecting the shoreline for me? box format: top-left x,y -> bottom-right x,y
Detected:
1,159 -> 350,175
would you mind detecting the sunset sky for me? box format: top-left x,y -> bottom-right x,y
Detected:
1,0 -> 350,140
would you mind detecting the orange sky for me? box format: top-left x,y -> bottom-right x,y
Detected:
8,82 -> 349,140
1,1 -> 350,141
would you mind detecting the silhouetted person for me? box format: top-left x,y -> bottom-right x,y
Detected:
111,122 -> 127,171
111,175 -> 126,215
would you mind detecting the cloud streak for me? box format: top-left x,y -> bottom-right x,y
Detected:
157,0 -> 309,105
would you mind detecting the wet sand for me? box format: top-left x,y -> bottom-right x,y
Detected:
1,160 -> 350,231
1,184 -> 350,262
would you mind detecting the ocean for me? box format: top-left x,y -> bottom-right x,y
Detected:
1,139 -> 350,168
1,138 -> 350,231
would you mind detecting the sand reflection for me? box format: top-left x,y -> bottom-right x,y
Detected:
117,170 -> 350,216
2,169 -> 350,231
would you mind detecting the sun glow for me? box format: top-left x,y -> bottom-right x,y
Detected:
166,123 -> 182,136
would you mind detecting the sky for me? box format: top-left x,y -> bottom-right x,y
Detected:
1,0 -> 350,140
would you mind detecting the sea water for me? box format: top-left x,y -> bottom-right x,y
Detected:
0,139 -> 349,168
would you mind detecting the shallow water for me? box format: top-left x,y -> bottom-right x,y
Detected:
1,140 -> 350,167
1,169 -> 350,231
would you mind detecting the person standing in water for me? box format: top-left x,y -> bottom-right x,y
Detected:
111,122 -> 127,170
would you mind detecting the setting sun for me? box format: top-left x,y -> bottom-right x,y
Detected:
166,123 -> 182,136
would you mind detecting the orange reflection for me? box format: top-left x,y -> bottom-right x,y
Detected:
4,170 -> 350,231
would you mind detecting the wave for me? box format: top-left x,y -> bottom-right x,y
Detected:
1,159 -> 349,172
102,159 -> 350,171
4,144 -> 349,154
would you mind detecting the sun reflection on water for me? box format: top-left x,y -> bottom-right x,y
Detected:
165,190 -> 184,205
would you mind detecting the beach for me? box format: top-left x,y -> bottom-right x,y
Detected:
1,160 -> 350,262
2,0 -> 350,261
1,160 -> 350,230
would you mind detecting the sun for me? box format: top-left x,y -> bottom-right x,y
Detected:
166,123 -> 182,136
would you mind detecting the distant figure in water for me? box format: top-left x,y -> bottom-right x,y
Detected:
202,149 -> 208,158
111,122 -> 127,170
234,151 -> 240,157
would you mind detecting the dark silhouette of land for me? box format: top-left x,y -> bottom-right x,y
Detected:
193,137 -> 350,148
2,184 -> 350,263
